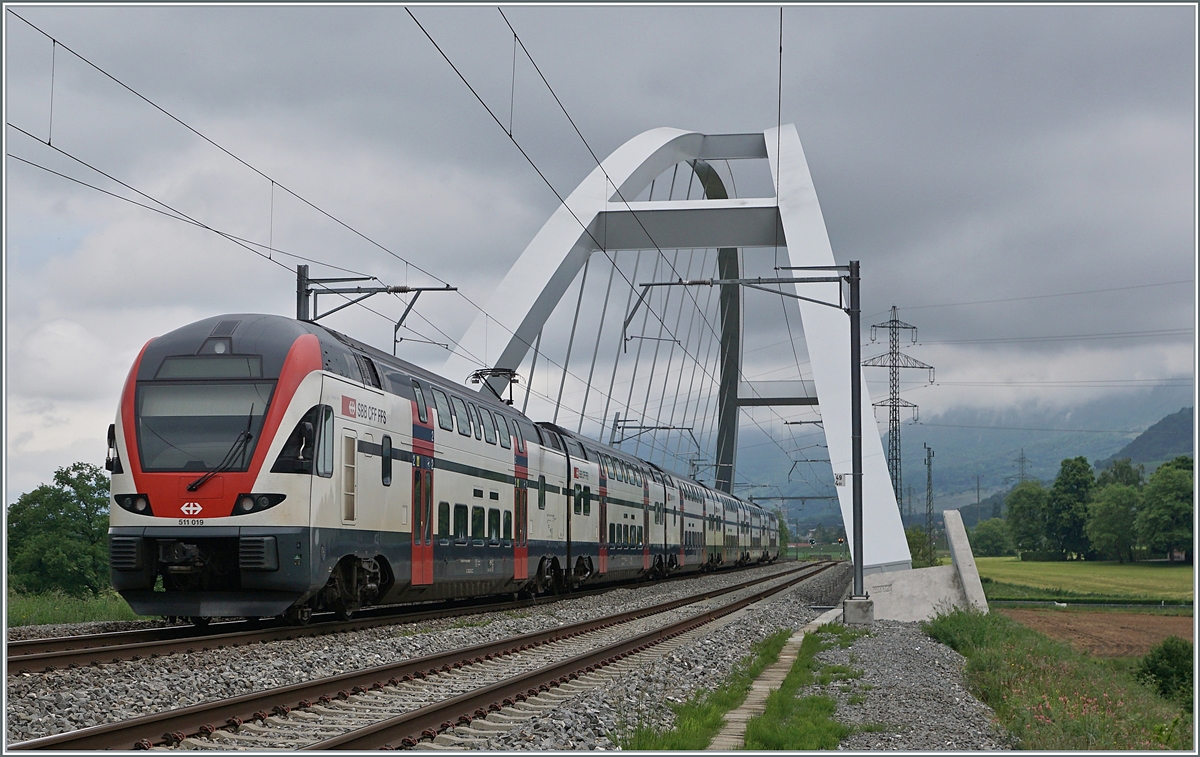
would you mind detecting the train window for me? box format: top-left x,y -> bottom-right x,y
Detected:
478,407 -> 497,444
609,523 -> 616,544
566,439 -> 584,458
315,406 -> 334,477
473,488 -> 484,498
530,423 -> 545,447
638,526 -> 643,546
537,475 -> 546,509
453,504 -> 468,541
272,405 -> 322,474
431,389 -> 454,432
411,380 -> 428,424
573,484 -> 582,515
472,506 -> 486,544
624,524 -> 630,544
494,414 -> 512,449
438,502 -> 450,537
451,396 -> 472,436
354,353 -> 382,388
381,435 -> 392,486
489,491 -> 499,501
488,508 -> 501,544
512,420 -> 525,452
503,510 -> 512,541
542,428 -> 562,452
467,403 -> 484,440
582,486 -> 591,516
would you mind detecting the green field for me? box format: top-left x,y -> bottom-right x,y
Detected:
975,557 -> 1194,601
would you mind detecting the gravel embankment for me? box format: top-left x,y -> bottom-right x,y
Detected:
5,562 -> 809,743
8,564 -> 1009,751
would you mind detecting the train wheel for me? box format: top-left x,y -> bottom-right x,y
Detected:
189,616 -> 211,628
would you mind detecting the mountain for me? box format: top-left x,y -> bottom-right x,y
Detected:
728,384 -> 1194,521
1096,406 -> 1193,472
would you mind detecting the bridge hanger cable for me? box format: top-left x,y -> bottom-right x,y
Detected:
494,11 -> 811,466
5,9 -> 452,289
577,250 -> 620,435
412,10 -> 803,469
497,8 -> 731,350
408,9 -> 724,401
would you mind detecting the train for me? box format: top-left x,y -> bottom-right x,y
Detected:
106,314 -> 779,624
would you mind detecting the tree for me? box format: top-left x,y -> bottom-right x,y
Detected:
774,509 -> 790,549
1046,457 -> 1093,558
1005,480 -> 1049,552
7,462 -> 110,596
1096,458 -> 1145,489
1085,484 -> 1139,562
905,525 -> 939,567
1136,457 -> 1193,562
970,518 -> 1014,557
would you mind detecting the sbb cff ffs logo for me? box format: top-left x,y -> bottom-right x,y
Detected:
342,395 -> 387,424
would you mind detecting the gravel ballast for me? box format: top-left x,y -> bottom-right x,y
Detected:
6,563 -> 1011,750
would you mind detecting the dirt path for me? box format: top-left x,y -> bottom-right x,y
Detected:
999,608 -> 1193,658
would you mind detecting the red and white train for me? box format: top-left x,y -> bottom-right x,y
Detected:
106,314 -> 779,623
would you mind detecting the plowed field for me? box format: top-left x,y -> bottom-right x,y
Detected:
1000,608 -> 1193,658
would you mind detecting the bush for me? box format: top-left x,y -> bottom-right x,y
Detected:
1138,636 -> 1193,709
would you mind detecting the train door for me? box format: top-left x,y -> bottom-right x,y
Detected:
598,494 -> 608,574
411,456 -> 433,585
513,481 -> 528,580
642,480 -> 651,571
341,429 -> 357,525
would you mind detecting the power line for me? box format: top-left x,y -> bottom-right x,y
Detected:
410,9 -> 800,465
7,151 -> 373,278
6,130 -> 451,349
6,8 -> 451,289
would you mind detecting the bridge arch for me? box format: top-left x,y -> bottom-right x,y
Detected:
442,125 -> 911,574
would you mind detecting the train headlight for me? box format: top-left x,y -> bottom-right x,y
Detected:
115,494 -> 154,516
232,493 -> 286,516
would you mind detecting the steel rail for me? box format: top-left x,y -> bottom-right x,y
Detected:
8,559 -> 797,672
10,563 -> 828,750
306,562 -> 832,749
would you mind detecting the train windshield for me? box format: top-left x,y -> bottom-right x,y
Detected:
136,382 -> 275,472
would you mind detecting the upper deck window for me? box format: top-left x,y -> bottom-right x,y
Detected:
450,396 -> 473,437
411,380 -> 428,424
431,388 -> 454,432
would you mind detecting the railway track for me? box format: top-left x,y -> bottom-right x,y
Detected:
10,561 -> 835,750
8,560 -> 799,674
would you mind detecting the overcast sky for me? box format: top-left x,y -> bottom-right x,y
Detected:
4,4 -> 1196,503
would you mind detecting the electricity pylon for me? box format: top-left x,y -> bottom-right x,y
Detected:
862,306 -> 934,502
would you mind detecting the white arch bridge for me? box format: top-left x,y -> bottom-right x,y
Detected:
442,125 -> 910,575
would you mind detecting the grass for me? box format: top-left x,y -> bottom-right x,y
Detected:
923,607 -> 1193,750
7,589 -> 151,627
741,624 -> 868,750
620,629 -> 791,750
975,557 -> 1193,601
